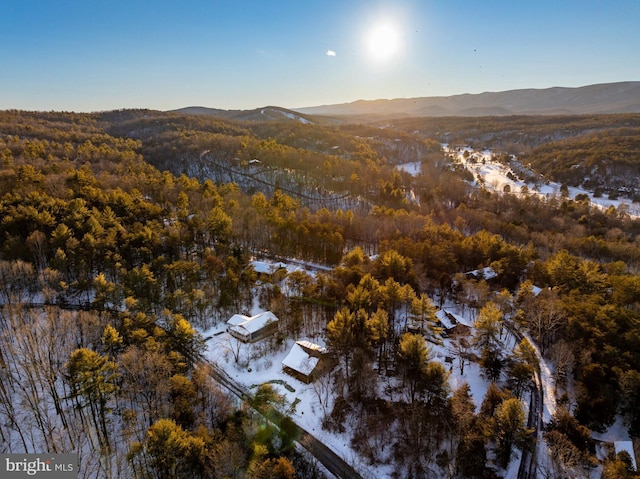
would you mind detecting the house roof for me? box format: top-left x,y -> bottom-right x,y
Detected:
442,307 -> 473,328
436,309 -> 454,329
282,342 -> 319,376
250,260 -> 288,275
465,266 -> 498,280
229,311 -> 278,336
227,313 -> 250,327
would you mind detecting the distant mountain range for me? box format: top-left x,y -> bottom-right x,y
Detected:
294,82 -> 640,118
173,82 -> 640,120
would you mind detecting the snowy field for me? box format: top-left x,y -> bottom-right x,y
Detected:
451,146 -> 640,216
397,146 -> 640,216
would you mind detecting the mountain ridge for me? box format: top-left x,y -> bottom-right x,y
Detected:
293,81 -> 640,117
171,105 -> 315,123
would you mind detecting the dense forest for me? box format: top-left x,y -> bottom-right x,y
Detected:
1,109 -> 639,478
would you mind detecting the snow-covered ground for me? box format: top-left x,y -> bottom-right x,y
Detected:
261,108 -> 312,124
397,146 -> 640,216
447,146 -> 640,216
397,161 -> 422,176
522,332 -> 557,424
592,418 -> 637,474
200,295 -> 529,478
202,327 -> 387,478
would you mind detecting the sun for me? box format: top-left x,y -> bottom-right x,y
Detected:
365,23 -> 401,63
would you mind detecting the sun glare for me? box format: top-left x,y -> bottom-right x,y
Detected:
366,23 -> 401,63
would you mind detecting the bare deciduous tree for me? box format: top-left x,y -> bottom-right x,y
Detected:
520,289 -> 566,355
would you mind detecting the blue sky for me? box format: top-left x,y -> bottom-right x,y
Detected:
1,0 -> 638,112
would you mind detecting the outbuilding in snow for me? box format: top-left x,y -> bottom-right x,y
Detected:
227,311 -> 279,343
282,340 -> 330,384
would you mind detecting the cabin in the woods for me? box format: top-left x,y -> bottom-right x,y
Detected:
282,340 -> 329,384
436,309 -> 472,338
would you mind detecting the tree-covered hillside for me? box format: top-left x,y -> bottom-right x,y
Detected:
522,127 -> 640,200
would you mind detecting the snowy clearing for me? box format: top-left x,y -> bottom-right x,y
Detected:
444,146 -> 640,217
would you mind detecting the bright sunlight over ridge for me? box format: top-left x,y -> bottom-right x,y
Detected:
365,22 -> 401,63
